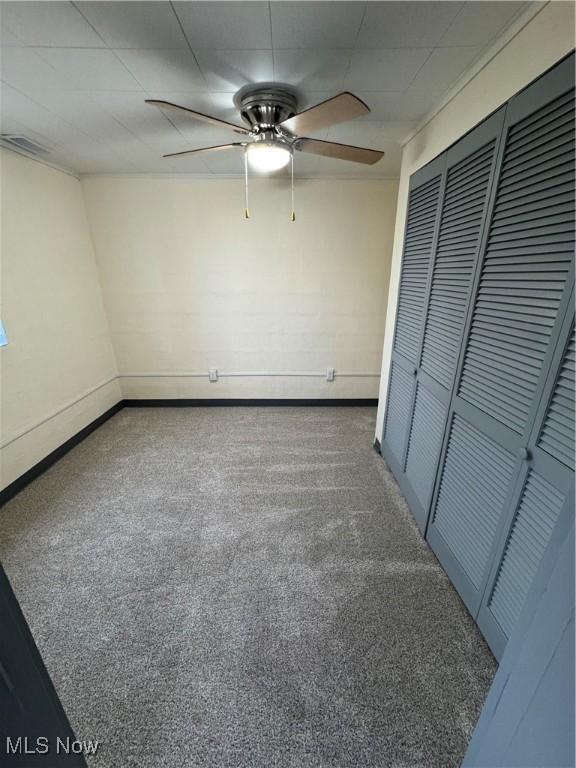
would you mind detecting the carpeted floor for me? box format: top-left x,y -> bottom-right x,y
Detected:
0,407 -> 496,768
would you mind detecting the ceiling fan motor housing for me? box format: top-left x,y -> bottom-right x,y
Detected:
239,87 -> 298,133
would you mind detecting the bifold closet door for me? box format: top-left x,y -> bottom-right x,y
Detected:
478,314 -> 575,657
382,110 -> 505,530
382,155 -> 444,505
426,54 -> 575,656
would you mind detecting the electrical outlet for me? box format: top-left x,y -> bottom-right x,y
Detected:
326,367 -> 335,382
209,368 -> 218,382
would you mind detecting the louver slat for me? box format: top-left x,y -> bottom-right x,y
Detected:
458,92 -> 575,432
537,328 -> 575,467
432,416 -> 516,588
383,363 -> 413,463
404,385 -> 447,505
506,90 -> 572,143
488,471 -> 565,637
420,140 -> 496,389
495,181 -> 574,214
393,175 -> 441,362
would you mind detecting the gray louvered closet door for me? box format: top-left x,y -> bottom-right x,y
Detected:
426,54 -> 575,657
382,112 -> 505,531
477,313 -> 575,657
382,155 -> 444,503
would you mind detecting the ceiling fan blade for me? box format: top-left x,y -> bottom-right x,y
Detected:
163,143 -> 246,158
146,99 -> 250,135
295,137 -> 384,165
278,93 -> 370,135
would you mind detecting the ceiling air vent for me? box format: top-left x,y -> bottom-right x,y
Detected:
0,134 -> 49,156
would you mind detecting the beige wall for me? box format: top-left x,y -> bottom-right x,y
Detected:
1,160 -> 396,488
0,150 -> 120,489
83,177 -> 398,400
375,1 -> 575,440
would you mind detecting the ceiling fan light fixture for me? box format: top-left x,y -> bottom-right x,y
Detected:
246,141 -> 291,173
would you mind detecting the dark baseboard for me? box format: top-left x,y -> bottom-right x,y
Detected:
0,402 -> 123,508
1,397 -> 379,507
124,398 -> 379,407
373,437 -> 381,454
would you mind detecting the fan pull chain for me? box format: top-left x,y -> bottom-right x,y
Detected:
244,150 -> 250,220
290,153 -> 296,222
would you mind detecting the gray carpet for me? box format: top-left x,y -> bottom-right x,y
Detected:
0,407 -> 496,768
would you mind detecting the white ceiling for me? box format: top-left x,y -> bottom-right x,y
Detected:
0,1 -> 534,178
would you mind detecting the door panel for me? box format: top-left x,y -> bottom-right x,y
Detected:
430,414 -> 516,593
478,316 -> 575,656
457,87 -> 575,436
383,361 -> 414,465
404,384 -> 446,506
487,468 -> 566,638
383,112 -> 505,532
420,138 -> 498,390
393,173 -> 443,364
383,155 -> 444,484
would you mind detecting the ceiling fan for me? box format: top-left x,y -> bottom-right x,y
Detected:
146,86 -> 385,172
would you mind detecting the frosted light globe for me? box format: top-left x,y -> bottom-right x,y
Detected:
246,142 -> 291,172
